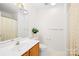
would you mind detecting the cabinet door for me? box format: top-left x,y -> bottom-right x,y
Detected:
30,43 -> 39,56
22,50 -> 30,56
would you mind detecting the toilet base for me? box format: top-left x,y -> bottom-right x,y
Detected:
39,44 -> 47,56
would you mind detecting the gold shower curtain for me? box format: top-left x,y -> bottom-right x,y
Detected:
0,16 -> 17,41
69,3 -> 79,56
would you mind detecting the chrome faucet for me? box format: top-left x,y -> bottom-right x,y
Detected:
16,41 -> 20,45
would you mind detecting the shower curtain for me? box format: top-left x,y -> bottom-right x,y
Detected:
69,3 -> 79,56
0,11 -> 17,41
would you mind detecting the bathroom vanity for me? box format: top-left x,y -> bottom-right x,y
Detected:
22,43 -> 39,56
0,38 -> 40,56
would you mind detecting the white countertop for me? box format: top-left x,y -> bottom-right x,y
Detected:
0,38 -> 39,56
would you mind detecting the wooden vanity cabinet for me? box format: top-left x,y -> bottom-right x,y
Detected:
22,51 -> 29,56
30,42 -> 39,56
22,43 -> 40,56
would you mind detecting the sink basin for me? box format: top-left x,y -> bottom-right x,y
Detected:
12,40 -> 31,54
0,38 -> 39,56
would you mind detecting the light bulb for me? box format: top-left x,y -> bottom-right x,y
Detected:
50,3 -> 56,6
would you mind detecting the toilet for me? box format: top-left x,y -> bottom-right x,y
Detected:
33,37 -> 47,56
40,44 -> 47,56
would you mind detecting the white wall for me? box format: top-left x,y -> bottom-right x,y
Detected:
17,4 -> 38,38
24,3 -> 68,55
17,9 -> 29,37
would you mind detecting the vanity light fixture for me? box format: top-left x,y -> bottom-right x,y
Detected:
23,9 -> 29,15
16,3 -> 29,15
50,3 -> 56,6
44,3 -> 56,6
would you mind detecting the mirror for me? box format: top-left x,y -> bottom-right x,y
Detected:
0,3 -> 18,41
0,3 -> 28,41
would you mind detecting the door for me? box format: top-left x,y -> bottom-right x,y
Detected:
38,4 -> 68,56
